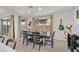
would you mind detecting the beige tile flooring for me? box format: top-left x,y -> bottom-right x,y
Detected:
15,39 -> 69,52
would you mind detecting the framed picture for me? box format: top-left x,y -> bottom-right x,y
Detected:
76,10 -> 79,19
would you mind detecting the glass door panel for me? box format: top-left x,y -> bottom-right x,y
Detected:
1,20 -> 9,36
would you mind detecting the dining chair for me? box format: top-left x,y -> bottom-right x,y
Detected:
6,39 -> 17,49
2,37 -> 5,43
22,31 -> 28,45
69,34 -> 79,52
32,32 -> 43,51
67,33 -> 72,49
45,31 -> 55,48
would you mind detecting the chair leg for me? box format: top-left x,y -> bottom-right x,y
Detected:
13,42 -> 16,49
2,38 -> 4,43
51,42 -> 53,48
26,39 -> 28,45
70,48 -> 74,52
33,43 -> 35,48
39,43 -> 41,51
23,38 -> 24,44
52,44 -> 53,48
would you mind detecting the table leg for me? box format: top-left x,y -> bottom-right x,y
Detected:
43,37 -> 46,48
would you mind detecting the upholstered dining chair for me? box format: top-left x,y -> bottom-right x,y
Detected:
22,31 -> 28,45
67,33 -> 72,49
69,34 -> 79,52
32,32 -> 43,51
6,39 -> 17,49
45,31 -> 55,48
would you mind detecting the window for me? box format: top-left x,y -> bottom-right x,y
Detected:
76,10 -> 79,19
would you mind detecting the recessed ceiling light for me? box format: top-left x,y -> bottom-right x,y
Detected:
28,6 -> 33,8
27,10 -> 31,13
38,8 -> 42,11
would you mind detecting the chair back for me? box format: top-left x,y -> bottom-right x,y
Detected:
32,32 -> 40,41
23,31 -> 28,38
70,34 -> 79,48
50,32 -> 55,44
67,33 -> 72,47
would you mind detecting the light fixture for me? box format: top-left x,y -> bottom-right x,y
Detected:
27,10 -> 31,13
38,8 -> 42,11
28,6 -> 33,8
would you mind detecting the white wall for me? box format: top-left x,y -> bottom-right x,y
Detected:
21,7 -> 79,41
72,7 -> 79,35
53,9 -> 74,40
26,9 -> 75,41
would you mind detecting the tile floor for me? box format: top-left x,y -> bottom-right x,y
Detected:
15,39 -> 69,52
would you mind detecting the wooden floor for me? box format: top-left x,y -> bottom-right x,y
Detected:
15,39 -> 69,52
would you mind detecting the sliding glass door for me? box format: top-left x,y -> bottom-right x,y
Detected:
1,19 -> 9,36
1,15 -> 14,40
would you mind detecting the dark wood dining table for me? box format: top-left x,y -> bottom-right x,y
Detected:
26,33 -> 50,38
22,31 -> 50,46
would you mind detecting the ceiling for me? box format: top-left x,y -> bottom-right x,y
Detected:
0,6 -> 75,17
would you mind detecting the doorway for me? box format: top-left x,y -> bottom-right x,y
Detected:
1,19 -> 9,36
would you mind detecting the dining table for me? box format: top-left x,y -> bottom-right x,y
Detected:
23,32 -> 50,46
0,42 -> 16,52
